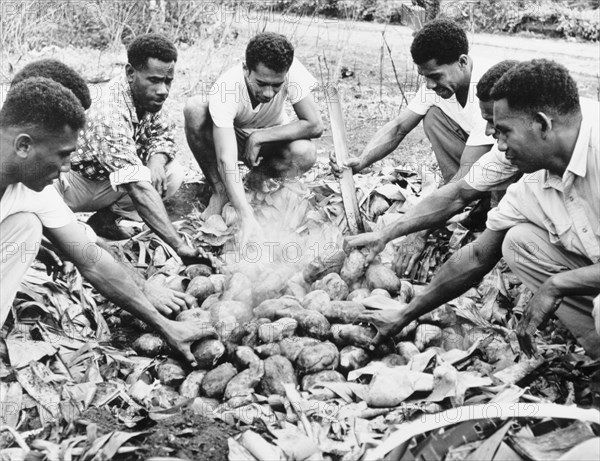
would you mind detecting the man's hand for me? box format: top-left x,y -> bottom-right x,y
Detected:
516,281 -> 563,357
244,132 -> 263,167
393,230 -> 428,278
37,246 -> 70,280
147,154 -> 169,197
239,214 -> 263,249
143,280 -> 193,316
176,244 -> 221,272
354,309 -> 408,349
329,151 -> 362,177
344,231 -> 386,265
162,319 -> 217,366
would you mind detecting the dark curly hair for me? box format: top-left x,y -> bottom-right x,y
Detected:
476,60 -> 519,102
245,32 -> 294,73
410,19 -> 468,66
0,77 -> 86,132
11,59 -> 92,110
128,34 -> 178,70
490,59 -> 580,115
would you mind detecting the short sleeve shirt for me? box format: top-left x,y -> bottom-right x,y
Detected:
464,145 -> 520,192
407,60 -> 494,147
486,100 -> 600,263
209,58 -> 318,129
1,183 -> 75,228
70,76 -> 178,188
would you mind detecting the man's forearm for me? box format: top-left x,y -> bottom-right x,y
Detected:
254,120 -> 322,146
382,181 -> 473,243
359,122 -> 406,170
126,182 -> 185,250
404,235 -> 504,324
218,159 -> 253,218
547,263 -> 600,298
79,247 -> 168,334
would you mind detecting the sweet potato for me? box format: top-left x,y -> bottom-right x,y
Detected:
261,355 -> 297,396
297,341 -> 339,375
133,333 -> 165,357
347,288 -> 371,302
332,324 -> 376,349
176,308 -> 211,323
319,300 -> 365,324
200,363 -> 237,399
284,280 -> 307,299
279,336 -> 320,364
201,293 -> 221,310
241,319 -> 271,348
165,274 -> 188,293
185,264 -> 212,278
179,370 -> 207,399
442,325 -> 465,351
208,274 -> 226,293
339,346 -> 370,373
254,342 -> 282,358
366,264 -> 402,294
396,341 -> 420,362
186,276 -> 216,303
414,324 -> 443,351
233,346 -> 261,371
191,338 -> 225,368
340,249 -> 367,285
214,315 -> 245,343
381,354 -> 407,367
311,273 -> 349,301
282,309 -> 330,341
252,272 -> 286,306
210,300 -> 253,325
301,370 -> 345,400
302,249 -> 346,284
302,290 -> 330,312
258,318 -> 298,343
156,359 -> 187,387
397,280 -> 415,304
223,361 -> 264,400
370,288 -> 391,298
254,297 -> 303,320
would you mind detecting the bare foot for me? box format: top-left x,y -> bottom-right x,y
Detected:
87,209 -> 139,241
201,193 -> 228,219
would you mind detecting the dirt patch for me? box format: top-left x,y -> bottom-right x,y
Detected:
82,407 -> 237,461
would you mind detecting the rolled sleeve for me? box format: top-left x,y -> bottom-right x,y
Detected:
109,164 -> 152,189
465,147 -> 520,192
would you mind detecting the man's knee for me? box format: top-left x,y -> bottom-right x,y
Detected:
1,213 -> 43,262
422,106 -> 443,138
502,223 -> 543,269
288,140 -> 317,173
184,97 -> 210,134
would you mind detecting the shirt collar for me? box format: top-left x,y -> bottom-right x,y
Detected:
542,106 -> 591,189
117,75 -> 139,125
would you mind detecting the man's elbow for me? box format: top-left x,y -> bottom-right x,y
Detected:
124,181 -> 153,199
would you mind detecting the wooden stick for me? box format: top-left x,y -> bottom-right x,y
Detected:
325,85 -> 364,235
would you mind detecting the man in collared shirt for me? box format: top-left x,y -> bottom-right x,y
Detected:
55,34 -> 211,266
355,60 -> 600,358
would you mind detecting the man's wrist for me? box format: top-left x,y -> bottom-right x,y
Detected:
543,275 -> 565,300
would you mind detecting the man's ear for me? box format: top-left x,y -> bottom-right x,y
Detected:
125,63 -> 135,83
242,62 -> 250,77
534,112 -> 553,138
14,133 -> 33,159
458,54 -> 469,68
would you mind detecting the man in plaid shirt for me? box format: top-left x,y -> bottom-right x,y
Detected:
55,34 -> 210,265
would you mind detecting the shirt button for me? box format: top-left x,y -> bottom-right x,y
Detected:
582,228 -> 588,233
569,196 -> 574,201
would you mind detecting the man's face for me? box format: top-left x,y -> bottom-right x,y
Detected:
22,125 -> 78,192
417,57 -> 469,100
127,58 -> 175,114
493,98 -> 547,173
244,62 -> 287,105
479,100 -> 496,138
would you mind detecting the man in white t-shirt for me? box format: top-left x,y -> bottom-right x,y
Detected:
0,78 -> 215,366
332,19 -> 495,184
355,60 -> 600,359
184,32 -> 323,244
345,60 -> 521,276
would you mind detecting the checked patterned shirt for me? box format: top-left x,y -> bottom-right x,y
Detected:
70,75 -> 178,188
